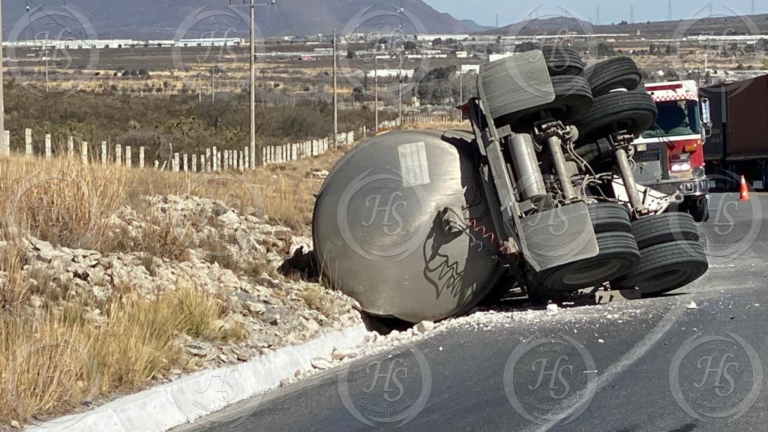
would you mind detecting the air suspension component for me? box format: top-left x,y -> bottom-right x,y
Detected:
508,133 -> 546,203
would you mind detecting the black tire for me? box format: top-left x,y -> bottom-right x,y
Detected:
541,46 -> 585,76
632,213 -> 700,249
588,202 -> 632,234
583,57 -> 642,97
688,196 -> 710,222
482,60 -> 555,123
574,90 -> 658,142
612,240 -> 708,296
530,231 -> 640,292
499,75 -> 594,128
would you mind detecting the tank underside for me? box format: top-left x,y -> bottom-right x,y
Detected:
313,130 -> 503,323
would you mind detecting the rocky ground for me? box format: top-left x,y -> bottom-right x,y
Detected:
0,193 -> 362,386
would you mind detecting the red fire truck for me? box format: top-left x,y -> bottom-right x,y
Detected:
632,80 -> 712,221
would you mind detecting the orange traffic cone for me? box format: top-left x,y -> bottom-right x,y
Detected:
740,175 -> 751,201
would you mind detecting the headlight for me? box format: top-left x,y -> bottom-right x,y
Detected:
671,162 -> 692,172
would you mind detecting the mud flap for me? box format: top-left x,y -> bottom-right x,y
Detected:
517,202 -> 599,272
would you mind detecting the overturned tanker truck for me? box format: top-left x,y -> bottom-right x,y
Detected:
313,50 -> 709,323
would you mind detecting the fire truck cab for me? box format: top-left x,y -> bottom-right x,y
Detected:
632,80 -> 712,221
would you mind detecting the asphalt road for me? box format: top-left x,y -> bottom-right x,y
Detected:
179,192 -> 768,432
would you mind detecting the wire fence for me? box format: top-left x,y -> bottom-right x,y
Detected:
0,115 -> 463,171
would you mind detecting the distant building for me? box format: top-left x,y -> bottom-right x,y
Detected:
489,53 -> 514,62
416,34 -> 470,42
178,38 -> 241,47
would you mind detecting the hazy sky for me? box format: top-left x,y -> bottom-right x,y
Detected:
423,0 -> 762,27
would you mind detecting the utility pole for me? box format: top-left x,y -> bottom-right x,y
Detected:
630,5 -> 635,24
250,0 -> 257,167
374,55 -> 378,131
398,73 -> 403,126
211,62 -> 216,104
0,0 -> 5,144
45,50 -> 49,93
333,29 -> 338,148
595,4 -> 601,26
667,0 -> 673,21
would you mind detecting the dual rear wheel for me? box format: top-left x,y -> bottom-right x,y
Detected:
528,208 -> 708,298
612,213 -> 709,297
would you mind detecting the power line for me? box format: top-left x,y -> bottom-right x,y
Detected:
275,2 -> 299,38
256,15 -> 277,38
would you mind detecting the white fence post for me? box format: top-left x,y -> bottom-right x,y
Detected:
173,153 -> 180,172
1,130 -> 9,157
244,147 -> 249,169
223,150 -> 228,171
115,144 -> 122,165
45,134 -> 52,160
139,146 -> 145,168
126,146 -> 132,168
205,148 -> 211,171
212,147 -> 218,171
81,141 -> 88,164
201,155 -> 206,172
101,142 -> 107,165
183,153 -> 188,172
25,129 -> 32,157
68,136 -> 74,158
154,160 -> 159,169
192,154 -> 197,172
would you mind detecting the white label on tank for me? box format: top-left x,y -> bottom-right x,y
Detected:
397,142 -> 430,187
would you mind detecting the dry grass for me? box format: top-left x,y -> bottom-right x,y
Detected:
0,122 -> 454,425
0,147 -> 340,251
399,120 -> 470,131
0,152 -> 338,426
0,282 -> 236,424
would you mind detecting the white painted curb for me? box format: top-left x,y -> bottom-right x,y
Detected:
27,324 -> 369,432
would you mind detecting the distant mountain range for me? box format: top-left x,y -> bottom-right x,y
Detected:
6,1 -> 759,42
1,0 -> 480,39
